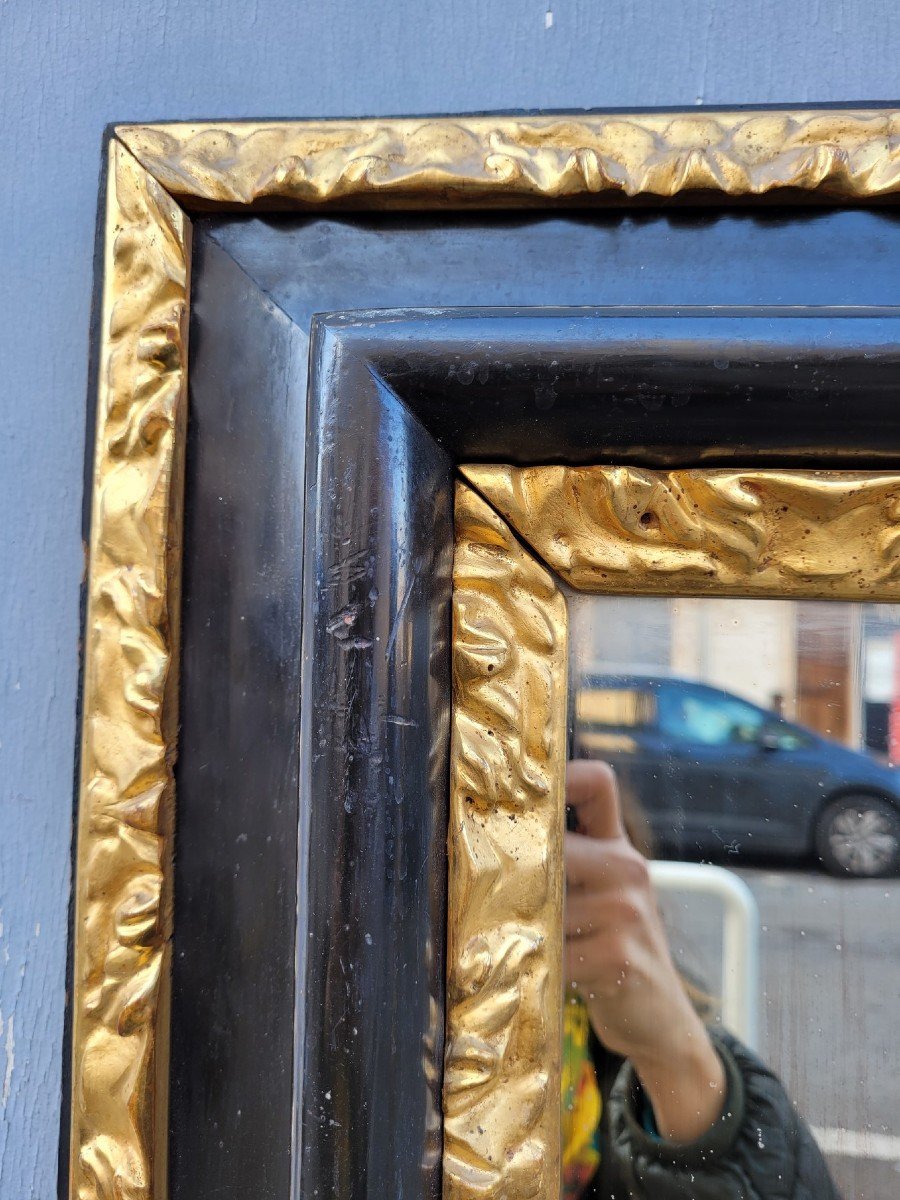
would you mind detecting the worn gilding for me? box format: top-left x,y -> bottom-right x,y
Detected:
462,464 -> 900,600
117,110 -> 900,209
71,140 -> 190,1200
445,483 -> 568,1200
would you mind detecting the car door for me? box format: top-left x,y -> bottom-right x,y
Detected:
655,682 -> 778,856
752,720 -> 826,853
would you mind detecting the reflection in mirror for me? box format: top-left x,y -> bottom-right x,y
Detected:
563,595 -> 900,1200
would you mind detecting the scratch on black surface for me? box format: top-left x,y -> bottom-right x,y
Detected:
386,714 -> 418,728
385,573 -> 416,662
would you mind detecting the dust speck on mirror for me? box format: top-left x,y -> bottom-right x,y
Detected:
563,593 -> 899,1200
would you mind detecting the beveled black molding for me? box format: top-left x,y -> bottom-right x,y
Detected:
208,205 -> 900,370
313,306 -> 900,467
173,238 -> 308,1199
299,330 -> 452,1200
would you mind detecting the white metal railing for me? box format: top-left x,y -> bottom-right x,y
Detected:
649,860 -> 761,1049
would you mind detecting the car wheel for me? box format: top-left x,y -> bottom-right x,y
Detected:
815,795 -> 900,877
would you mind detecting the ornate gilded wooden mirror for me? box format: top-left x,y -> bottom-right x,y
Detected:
70,113 -> 900,1200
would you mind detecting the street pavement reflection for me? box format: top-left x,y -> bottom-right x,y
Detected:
663,865 -> 900,1199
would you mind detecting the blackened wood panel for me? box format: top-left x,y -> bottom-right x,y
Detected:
172,237 -> 308,1199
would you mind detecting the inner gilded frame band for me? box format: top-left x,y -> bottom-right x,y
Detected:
461,465 -> 900,600
446,484 -> 567,1200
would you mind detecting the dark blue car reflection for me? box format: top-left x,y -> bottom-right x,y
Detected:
576,674 -> 900,877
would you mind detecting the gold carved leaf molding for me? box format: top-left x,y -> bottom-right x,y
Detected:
462,464 -> 900,600
70,140 -> 190,1200
445,483 -> 567,1200
117,109 -> 900,209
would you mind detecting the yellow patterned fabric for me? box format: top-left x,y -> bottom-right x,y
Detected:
562,994 -> 602,1199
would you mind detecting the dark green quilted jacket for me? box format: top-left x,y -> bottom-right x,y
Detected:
592,1030 -> 842,1199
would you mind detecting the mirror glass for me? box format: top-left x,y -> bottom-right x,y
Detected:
564,594 -> 900,1199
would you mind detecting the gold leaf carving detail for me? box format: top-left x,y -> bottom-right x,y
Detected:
70,141 -> 190,1200
445,484 -> 567,1200
117,111 -> 900,209
462,465 -> 900,600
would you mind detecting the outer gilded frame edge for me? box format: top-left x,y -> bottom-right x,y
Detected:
116,110 -> 900,207
75,110 -> 900,1200
72,140 -> 190,1200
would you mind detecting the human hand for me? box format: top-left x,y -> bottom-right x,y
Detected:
565,760 -> 726,1142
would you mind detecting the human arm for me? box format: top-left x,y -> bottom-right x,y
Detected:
565,760 -> 842,1198
565,760 -> 725,1141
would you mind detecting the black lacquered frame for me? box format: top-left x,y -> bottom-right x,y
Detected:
175,210 -> 900,1200
67,111 -> 900,1200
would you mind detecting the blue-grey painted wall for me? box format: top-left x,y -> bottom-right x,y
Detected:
1,1 -> 897,1193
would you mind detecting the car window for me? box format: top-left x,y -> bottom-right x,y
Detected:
576,685 -> 656,729
770,723 -> 815,751
657,686 -> 766,746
